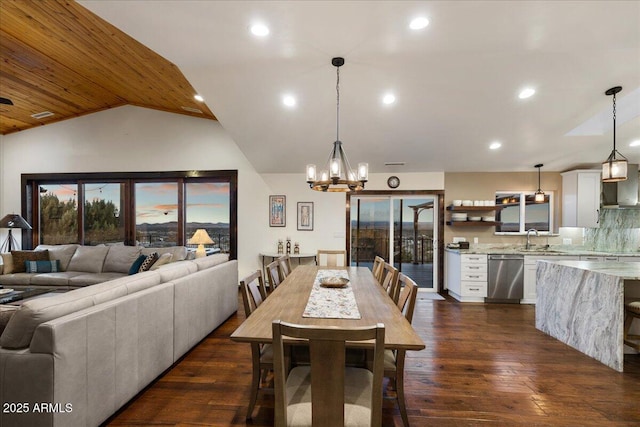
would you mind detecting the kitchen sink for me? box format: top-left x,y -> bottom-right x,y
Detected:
518,247 -> 564,253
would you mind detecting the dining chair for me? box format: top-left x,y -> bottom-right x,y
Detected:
266,259 -> 284,294
384,273 -> 419,427
239,270 -> 273,419
316,249 -> 346,267
379,262 -> 400,303
278,254 -> 293,279
272,320 -> 385,427
371,256 -> 385,284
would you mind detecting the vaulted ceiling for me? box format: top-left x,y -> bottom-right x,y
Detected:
1,1 -> 639,174
0,0 -> 215,135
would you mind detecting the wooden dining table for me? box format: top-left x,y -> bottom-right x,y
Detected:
231,265 -> 425,351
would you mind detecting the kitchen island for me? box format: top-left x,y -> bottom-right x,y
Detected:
536,260 -> 640,372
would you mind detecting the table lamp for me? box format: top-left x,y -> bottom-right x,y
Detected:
0,213 -> 32,252
188,229 -> 214,258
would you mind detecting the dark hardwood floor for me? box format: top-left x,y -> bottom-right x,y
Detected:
105,292 -> 640,426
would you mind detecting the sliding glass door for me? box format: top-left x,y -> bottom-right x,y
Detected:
350,194 -> 438,291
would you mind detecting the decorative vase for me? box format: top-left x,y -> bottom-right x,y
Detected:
277,239 -> 284,254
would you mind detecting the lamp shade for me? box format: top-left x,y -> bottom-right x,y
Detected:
188,229 -> 214,245
188,229 -> 214,258
0,214 -> 32,230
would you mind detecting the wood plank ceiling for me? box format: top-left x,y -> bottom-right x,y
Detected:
0,0 -> 216,135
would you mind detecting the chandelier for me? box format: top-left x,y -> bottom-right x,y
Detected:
306,57 -> 368,192
602,86 -> 627,182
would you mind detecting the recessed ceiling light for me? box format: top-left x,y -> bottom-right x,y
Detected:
409,17 -> 429,30
194,94 -> 204,102
489,141 -> 502,150
518,88 -> 536,99
250,24 -> 269,37
630,139 -> 640,147
282,95 -> 296,107
382,93 -> 396,105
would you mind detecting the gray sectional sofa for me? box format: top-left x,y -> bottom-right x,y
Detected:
0,244 -> 238,427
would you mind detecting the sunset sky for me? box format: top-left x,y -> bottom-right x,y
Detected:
43,182 -> 230,225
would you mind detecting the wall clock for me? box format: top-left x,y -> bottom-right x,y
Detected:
387,176 -> 400,189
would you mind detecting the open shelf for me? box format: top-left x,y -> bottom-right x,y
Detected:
446,221 -> 502,226
447,205 -> 502,211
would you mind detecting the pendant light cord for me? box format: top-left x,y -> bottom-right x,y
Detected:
612,91 -> 616,153
336,65 -> 340,142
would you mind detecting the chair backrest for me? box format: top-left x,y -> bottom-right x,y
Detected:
272,320 -> 385,427
266,259 -> 284,292
316,249 -> 346,267
396,273 -> 419,324
371,256 -> 385,283
239,270 -> 267,315
278,254 -> 293,279
380,262 -> 400,303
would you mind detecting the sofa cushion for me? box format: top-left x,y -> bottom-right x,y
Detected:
69,272 -> 127,287
0,252 -> 14,274
192,253 -> 229,271
155,261 -> 198,282
31,271 -> 86,286
0,273 -> 34,286
11,250 -> 49,273
129,255 -> 147,275
35,244 -> 79,271
141,246 -> 188,262
150,252 -> 172,270
67,245 -> 109,273
0,291 -> 94,349
25,260 -> 61,273
103,245 -> 142,274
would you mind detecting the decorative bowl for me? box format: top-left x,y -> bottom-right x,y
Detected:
320,277 -> 349,288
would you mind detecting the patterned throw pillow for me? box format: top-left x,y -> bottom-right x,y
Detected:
25,260 -> 61,273
138,252 -> 159,273
10,250 -> 49,274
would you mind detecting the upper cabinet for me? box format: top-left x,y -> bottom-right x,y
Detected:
561,170 -> 601,228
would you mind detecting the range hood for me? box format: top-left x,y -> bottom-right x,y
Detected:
602,164 -> 640,208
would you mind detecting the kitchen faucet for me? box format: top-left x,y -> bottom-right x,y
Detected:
526,229 -> 539,250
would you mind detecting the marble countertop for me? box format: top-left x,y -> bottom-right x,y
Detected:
445,246 -> 640,257
540,260 -> 640,280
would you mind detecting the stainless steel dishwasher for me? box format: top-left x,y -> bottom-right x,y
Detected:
486,254 -> 524,303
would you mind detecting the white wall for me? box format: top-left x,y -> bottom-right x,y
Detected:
0,106 -> 446,277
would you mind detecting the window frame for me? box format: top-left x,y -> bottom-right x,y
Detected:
494,190 -> 554,235
21,170 -> 237,259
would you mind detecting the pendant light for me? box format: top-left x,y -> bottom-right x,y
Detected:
534,163 -> 545,203
602,86 -> 628,182
306,57 -> 368,192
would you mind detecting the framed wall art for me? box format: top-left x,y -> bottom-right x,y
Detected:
269,195 -> 286,227
297,202 -> 314,231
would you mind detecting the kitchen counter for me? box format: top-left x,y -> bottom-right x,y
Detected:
444,246 -> 640,257
535,260 -> 640,372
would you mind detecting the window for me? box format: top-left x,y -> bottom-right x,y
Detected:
495,191 -> 553,234
22,171 -> 237,259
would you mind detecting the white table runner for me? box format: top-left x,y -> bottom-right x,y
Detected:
302,269 -> 361,319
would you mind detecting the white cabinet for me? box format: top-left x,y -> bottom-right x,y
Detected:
622,256 -> 640,262
523,255 -> 580,304
446,251 -> 487,302
561,170 -> 601,228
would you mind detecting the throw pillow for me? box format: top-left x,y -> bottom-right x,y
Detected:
138,252 -> 159,273
128,254 -> 147,275
10,250 -> 49,274
24,260 -> 61,273
150,252 -> 172,270
1,253 -> 14,275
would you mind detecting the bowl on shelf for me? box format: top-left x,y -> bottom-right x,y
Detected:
462,200 -> 473,206
452,200 -> 462,206
482,216 -> 495,222
468,216 -> 482,221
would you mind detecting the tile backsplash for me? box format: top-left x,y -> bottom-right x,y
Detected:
583,209 -> 640,252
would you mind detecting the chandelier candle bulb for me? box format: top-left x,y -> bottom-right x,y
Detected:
306,164 -> 317,182
358,163 -> 369,181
